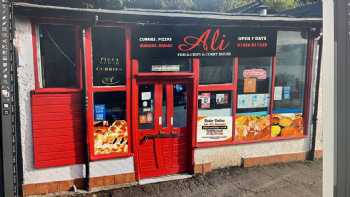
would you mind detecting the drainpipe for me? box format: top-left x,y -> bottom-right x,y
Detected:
308,35 -> 323,161
81,28 -> 90,190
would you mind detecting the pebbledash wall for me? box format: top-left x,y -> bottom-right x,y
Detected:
15,15 -> 323,194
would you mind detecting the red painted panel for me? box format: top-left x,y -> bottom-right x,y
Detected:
31,92 -> 85,168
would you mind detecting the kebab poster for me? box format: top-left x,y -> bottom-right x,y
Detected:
93,104 -> 128,155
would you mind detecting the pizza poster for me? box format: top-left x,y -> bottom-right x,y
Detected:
197,116 -> 233,142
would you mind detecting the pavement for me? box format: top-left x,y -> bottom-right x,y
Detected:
50,160 -> 322,197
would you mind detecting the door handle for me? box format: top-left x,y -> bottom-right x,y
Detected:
159,116 -> 162,125
171,116 -> 173,126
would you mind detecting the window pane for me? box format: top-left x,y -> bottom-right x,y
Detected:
39,24 -> 77,88
199,57 -> 233,84
92,27 -> 126,86
93,92 -> 128,155
273,31 -> 307,113
139,58 -> 191,72
237,57 -> 272,113
138,84 -> 155,129
235,57 -> 272,142
270,31 -> 308,139
173,84 -> 187,128
197,91 -> 233,142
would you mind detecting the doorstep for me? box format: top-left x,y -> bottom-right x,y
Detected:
139,174 -> 193,185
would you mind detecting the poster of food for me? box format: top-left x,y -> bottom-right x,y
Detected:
235,115 -> 270,141
197,116 -> 232,142
94,120 -> 128,155
271,113 -> 304,138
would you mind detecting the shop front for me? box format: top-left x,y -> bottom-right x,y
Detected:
13,4 -> 322,195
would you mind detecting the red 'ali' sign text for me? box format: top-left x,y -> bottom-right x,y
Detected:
132,25 -> 277,58
243,68 -> 267,79
177,28 -> 230,52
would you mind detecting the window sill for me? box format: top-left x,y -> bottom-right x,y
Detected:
32,88 -> 82,94
90,152 -> 134,161
195,135 -> 307,148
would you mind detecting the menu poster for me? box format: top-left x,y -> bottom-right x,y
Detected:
243,78 -> 257,93
200,93 -> 211,109
274,86 -> 283,100
238,94 -> 269,109
283,86 -> 291,100
197,116 -> 233,142
94,104 -> 106,121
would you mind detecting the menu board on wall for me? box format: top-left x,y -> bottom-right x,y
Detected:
132,25 -> 277,58
93,27 -> 126,86
197,116 -> 232,142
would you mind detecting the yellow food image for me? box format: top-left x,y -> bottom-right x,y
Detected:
271,125 -> 281,137
235,115 -> 270,141
279,118 -> 293,127
94,120 -> 128,155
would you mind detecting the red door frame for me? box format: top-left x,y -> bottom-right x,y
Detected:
84,25 -> 132,160
131,59 -> 195,180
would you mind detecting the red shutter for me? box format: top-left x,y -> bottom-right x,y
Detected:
31,91 -> 85,168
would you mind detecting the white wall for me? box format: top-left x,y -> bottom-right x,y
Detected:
195,137 -> 312,169
15,17 -> 135,185
322,0 -> 334,196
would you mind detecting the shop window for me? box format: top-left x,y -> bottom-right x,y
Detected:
197,91 -> 233,143
93,92 -> 128,155
92,27 -> 126,86
199,57 -> 233,85
37,24 -> 77,88
139,58 -> 191,72
270,31 -> 308,138
235,57 -> 272,141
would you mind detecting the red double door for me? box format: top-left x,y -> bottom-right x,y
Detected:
135,79 -> 192,179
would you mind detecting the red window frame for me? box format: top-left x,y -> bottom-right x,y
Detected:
84,26 -> 132,161
195,36 -> 315,148
31,22 -> 83,93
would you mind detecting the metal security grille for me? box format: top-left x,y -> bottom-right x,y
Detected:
0,1 -> 20,197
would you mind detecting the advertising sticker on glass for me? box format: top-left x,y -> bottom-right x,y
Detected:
197,116 -> 233,142
93,92 -> 128,155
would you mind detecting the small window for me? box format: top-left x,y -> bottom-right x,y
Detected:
38,24 -> 77,88
199,57 -> 233,85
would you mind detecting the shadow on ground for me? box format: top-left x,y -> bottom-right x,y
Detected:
57,160 -> 322,197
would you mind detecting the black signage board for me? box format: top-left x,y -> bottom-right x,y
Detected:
132,25 -> 277,59
92,27 -> 126,86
